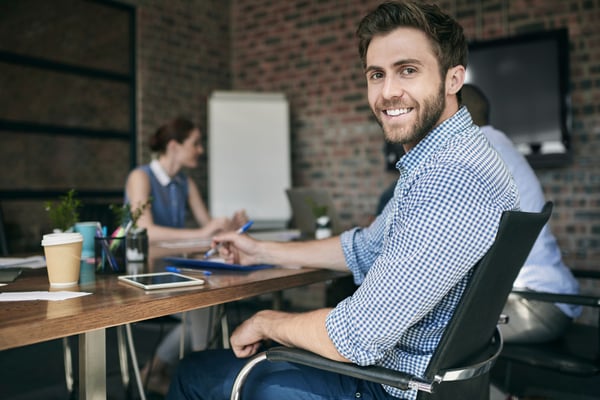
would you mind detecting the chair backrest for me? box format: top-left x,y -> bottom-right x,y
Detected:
424,203 -> 553,382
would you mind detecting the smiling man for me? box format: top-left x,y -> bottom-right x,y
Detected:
366,30 -> 452,150
167,2 -> 519,400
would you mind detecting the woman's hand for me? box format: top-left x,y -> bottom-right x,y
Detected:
204,217 -> 232,236
231,209 -> 249,229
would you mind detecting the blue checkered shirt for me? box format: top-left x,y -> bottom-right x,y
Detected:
327,107 -> 519,399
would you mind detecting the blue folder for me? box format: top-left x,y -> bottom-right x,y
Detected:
163,256 -> 274,271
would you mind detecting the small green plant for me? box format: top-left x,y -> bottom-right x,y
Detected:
305,197 -> 328,218
44,189 -> 82,232
110,197 -> 152,230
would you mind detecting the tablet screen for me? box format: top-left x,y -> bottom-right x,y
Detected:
118,272 -> 205,290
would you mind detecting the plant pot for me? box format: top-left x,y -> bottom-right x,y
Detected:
315,215 -> 332,239
126,227 -> 148,262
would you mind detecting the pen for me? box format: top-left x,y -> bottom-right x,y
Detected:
204,220 -> 254,259
166,266 -> 212,276
96,222 -> 118,271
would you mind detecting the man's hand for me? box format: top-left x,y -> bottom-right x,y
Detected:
229,311 -> 269,358
211,230 -> 262,265
228,309 -> 349,362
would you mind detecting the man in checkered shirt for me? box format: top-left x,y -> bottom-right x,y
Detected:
167,1 -> 519,399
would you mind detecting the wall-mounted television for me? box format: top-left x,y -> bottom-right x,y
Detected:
465,28 -> 571,168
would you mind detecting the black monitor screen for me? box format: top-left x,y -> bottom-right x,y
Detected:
465,29 -> 571,167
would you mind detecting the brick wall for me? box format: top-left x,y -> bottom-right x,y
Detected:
0,0 -> 134,251
0,0 -> 231,252
3,0 -> 599,278
230,0 -> 600,274
133,0 -> 231,198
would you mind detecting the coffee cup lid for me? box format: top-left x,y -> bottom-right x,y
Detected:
41,232 -> 83,246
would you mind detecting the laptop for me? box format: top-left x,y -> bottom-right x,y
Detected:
285,188 -> 343,237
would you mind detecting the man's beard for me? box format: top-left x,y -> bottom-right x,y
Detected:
376,82 -> 446,145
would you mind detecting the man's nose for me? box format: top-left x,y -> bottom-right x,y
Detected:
381,76 -> 404,100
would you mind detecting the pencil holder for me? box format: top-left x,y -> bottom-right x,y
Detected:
126,228 -> 148,262
94,236 -> 126,274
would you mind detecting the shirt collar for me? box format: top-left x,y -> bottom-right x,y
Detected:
149,159 -> 172,187
396,106 -> 473,174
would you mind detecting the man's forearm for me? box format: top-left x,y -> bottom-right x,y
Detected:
260,236 -> 348,271
255,309 -> 349,362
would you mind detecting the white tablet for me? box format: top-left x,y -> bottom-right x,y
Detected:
118,272 -> 205,290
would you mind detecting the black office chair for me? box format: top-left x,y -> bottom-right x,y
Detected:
490,269 -> 600,399
230,203 -> 553,400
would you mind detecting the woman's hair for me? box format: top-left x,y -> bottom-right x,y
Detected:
149,117 -> 196,154
356,0 -> 468,79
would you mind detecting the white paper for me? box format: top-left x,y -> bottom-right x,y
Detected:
0,256 -> 46,269
154,239 -> 212,249
249,229 -> 301,242
0,291 -> 91,301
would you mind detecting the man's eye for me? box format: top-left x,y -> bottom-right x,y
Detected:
369,71 -> 384,80
401,67 -> 417,75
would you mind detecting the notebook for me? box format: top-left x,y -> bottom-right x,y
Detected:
163,256 -> 273,271
285,188 -> 343,237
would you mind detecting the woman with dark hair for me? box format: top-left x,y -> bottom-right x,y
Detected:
125,116 -> 247,241
125,117 -> 247,394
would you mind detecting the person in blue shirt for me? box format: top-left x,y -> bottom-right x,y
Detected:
125,117 -> 247,241
167,2 -> 518,399
460,83 -> 581,342
125,116 -> 248,394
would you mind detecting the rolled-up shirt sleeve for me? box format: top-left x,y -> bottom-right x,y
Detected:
340,205 -> 391,284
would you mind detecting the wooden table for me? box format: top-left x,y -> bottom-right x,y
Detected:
0,247 -> 347,399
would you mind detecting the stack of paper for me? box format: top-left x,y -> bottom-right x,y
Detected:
0,256 -> 46,269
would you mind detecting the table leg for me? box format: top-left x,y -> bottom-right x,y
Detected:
272,290 -> 283,310
79,328 -> 106,400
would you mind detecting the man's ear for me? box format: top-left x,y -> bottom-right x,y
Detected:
446,65 -> 465,95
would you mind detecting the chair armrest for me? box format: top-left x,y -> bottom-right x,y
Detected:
572,269 -> 600,280
231,329 -> 503,400
229,348 -> 433,400
266,327 -> 504,392
266,346 -> 429,391
511,289 -> 600,308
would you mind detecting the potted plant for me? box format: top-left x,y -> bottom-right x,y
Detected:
111,198 -> 152,263
44,189 -> 82,232
305,197 -> 332,239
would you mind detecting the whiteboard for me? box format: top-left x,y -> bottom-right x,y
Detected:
208,91 -> 291,228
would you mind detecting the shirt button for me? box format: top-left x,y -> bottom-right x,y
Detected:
355,393 -> 361,398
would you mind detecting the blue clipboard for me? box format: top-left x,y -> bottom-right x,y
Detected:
163,256 -> 274,271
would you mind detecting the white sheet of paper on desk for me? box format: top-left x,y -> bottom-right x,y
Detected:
249,229 -> 301,242
154,239 -> 212,249
0,291 -> 91,301
0,256 -> 46,269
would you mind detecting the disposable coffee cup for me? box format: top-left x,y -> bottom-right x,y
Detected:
41,232 -> 83,287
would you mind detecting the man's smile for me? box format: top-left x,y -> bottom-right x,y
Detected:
384,108 -> 412,116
